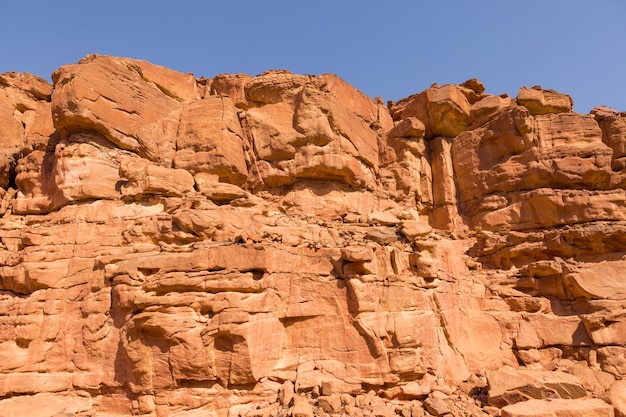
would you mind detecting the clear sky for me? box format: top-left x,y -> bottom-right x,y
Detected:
2,1 -> 625,113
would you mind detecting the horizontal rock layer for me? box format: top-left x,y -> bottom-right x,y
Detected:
0,55 -> 625,416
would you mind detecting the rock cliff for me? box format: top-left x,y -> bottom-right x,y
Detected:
1,55 -> 625,417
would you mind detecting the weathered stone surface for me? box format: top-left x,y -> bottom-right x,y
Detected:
120,157 -> 195,197
452,107 -> 619,231
52,54 -> 199,164
517,86 -> 574,115
487,367 -> 587,407
609,379 -> 626,417
0,393 -> 92,417
564,260 -> 626,300
195,173 -> 249,202
0,71 -> 55,189
388,117 -> 426,139
390,83 -> 472,138
0,56 -> 625,417
592,106 -> 626,172
423,397 -> 451,416
174,96 -> 248,185
400,220 -> 432,240
501,398 -> 614,417
242,71 -> 390,190
210,73 -> 252,106
0,71 -> 52,101
0,98 -> 25,150
390,82 -> 510,140
582,309 -> 626,345
12,136 -> 124,213
292,396 -> 314,417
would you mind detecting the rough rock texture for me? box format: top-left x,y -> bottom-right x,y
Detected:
0,55 -> 625,417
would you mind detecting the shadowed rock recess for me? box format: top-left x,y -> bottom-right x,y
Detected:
1,54 -> 626,417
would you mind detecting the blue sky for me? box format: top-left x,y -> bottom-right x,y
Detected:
2,1 -> 625,113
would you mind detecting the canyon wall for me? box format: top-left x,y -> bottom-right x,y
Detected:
0,55 -> 625,417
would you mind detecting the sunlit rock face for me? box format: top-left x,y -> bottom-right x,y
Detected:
1,55 -> 625,417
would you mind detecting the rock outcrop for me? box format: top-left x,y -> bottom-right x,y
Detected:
1,54 -> 625,417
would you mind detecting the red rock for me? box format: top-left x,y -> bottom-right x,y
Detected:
317,394 -> 343,413
592,106 -> 626,171
280,380 -> 296,407
501,398 -> 614,417
291,396 -> 314,417
195,174 -> 249,202
0,393 -> 92,417
598,346 -> 626,377
0,72 -> 55,188
120,157 -> 195,197
583,309 -> 626,345
608,379 -> 626,417
470,94 -> 512,126
564,260 -> 626,300
563,363 -> 615,395
1,56 -> 626,417
211,73 -> 253,107
0,72 -> 52,101
431,136 -> 464,231
52,54 -> 199,164
242,71 -> 388,189
452,107 -> 617,231
388,117 -> 426,139
391,83 -> 471,138
400,220 -> 432,240
423,397 -> 451,416
487,367 -> 587,407
0,97 -> 26,150
174,96 -> 248,185
517,86 -> 574,115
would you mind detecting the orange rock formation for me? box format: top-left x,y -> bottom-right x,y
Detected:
0,55 -> 625,417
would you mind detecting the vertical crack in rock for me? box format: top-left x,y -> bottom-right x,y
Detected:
238,110 -> 265,186
432,292 -> 461,358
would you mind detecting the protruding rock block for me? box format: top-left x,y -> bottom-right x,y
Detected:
391,84 -> 472,138
388,117 -> 426,139
517,86 -> 574,115
52,54 -> 199,164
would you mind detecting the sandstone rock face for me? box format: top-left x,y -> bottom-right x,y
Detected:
0,55 -> 624,416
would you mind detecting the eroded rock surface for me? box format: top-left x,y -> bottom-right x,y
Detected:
0,55 -> 625,417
